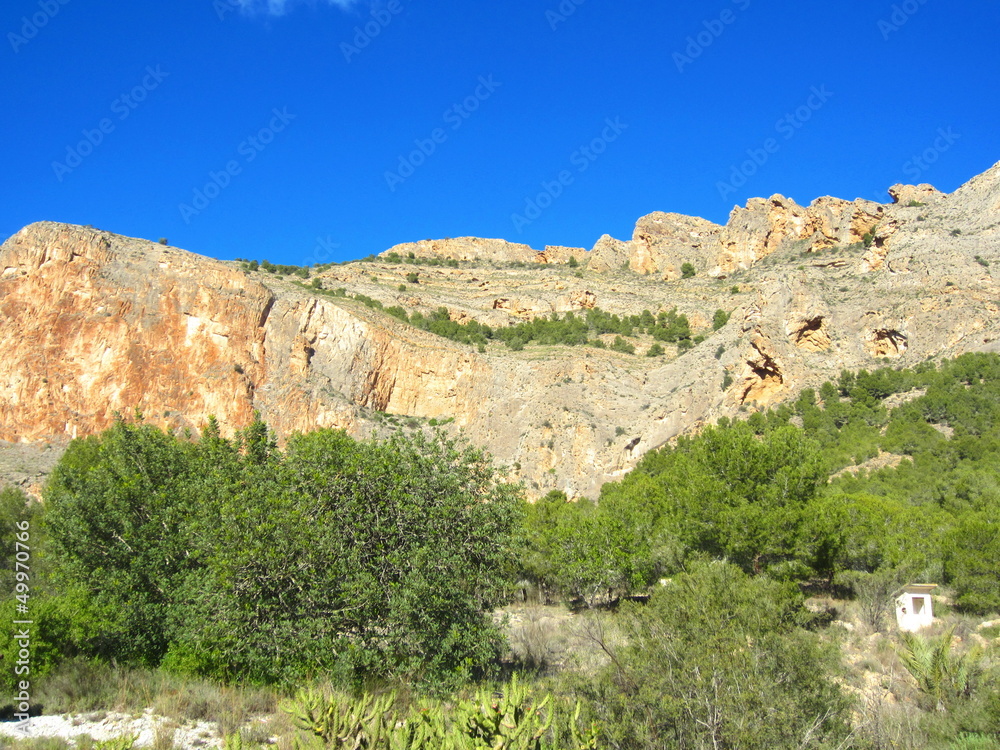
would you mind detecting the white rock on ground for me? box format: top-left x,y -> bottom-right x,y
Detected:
0,709 -> 223,748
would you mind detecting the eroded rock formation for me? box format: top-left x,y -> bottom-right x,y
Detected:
4,161 -> 1000,496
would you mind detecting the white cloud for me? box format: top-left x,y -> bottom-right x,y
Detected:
238,0 -> 362,17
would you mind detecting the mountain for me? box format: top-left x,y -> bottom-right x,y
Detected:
2,162 -> 999,497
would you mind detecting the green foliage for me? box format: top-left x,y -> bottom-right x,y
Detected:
680,262 -> 695,278
280,676 -> 598,749
253,259 -> 312,277
0,592 -> 101,695
896,626 -> 986,711
944,514 -> 1000,614
44,418 -> 522,686
95,736 -> 138,750
406,272 -> 419,284
582,562 -> 850,749
645,343 -> 664,357
520,353 -> 1000,613
711,308 -> 730,331
610,336 -> 634,355
44,420 -> 201,664
567,256 -> 578,268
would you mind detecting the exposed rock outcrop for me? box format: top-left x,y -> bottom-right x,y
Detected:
889,183 -> 945,205
382,237 -> 539,264
4,162 -> 1000,497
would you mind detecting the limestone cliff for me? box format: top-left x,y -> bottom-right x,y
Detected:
3,161 -> 999,497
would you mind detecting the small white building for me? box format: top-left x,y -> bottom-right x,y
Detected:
894,583 -> 938,632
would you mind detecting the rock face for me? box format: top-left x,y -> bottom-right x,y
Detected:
889,183 -> 946,206
3,162 -> 1000,497
0,224 -> 271,441
382,237 -> 541,264
583,195 -> 884,279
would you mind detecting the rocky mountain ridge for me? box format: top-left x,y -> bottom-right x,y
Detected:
2,162 -> 999,497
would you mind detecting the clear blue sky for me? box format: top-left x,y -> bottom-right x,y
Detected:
2,0 -> 998,265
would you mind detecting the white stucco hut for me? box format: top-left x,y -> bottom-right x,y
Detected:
894,583 -> 938,632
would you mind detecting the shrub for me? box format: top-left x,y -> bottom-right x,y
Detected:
406,272 -> 419,284
582,562 -> 851,749
45,420 -> 523,686
568,256 -> 579,268
680,262 -> 696,279
610,336 -> 635,355
157,238 -> 168,246
646,343 -> 664,357
712,309 -> 730,331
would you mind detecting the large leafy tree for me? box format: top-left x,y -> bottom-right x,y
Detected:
44,419 -> 199,663
44,418 -> 523,685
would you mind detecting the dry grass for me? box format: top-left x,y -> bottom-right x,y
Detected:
31,660 -> 281,741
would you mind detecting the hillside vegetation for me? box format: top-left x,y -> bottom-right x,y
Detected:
2,354 -> 1000,748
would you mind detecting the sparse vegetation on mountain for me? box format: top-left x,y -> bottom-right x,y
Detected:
520,354 -> 1000,612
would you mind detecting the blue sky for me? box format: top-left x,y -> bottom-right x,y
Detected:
2,0 -> 998,265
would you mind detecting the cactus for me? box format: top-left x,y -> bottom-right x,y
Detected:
94,736 -> 138,750
280,678 -> 600,750
456,675 -> 551,749
281,687 -> 397,747
223,731 -> 269,750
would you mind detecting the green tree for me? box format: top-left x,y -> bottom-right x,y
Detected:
170,428 -> 523,685
44,418 -> 200,664
585,562 -> 850,749
45,418 -> 523,686
680,262 -> 695,279
944,512 -> 1000,614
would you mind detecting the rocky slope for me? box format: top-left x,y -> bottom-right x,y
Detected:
2,162 -> 999,497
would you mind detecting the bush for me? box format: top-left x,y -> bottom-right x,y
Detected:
712,309 -> 730,331
610,336 -> 635,355
582,562 -> 851,749
44,418 -> 523,686
406,272 -> 419,284
680,262 -> 695,279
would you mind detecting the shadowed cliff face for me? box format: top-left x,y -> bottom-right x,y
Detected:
3,161 -> 1000,497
